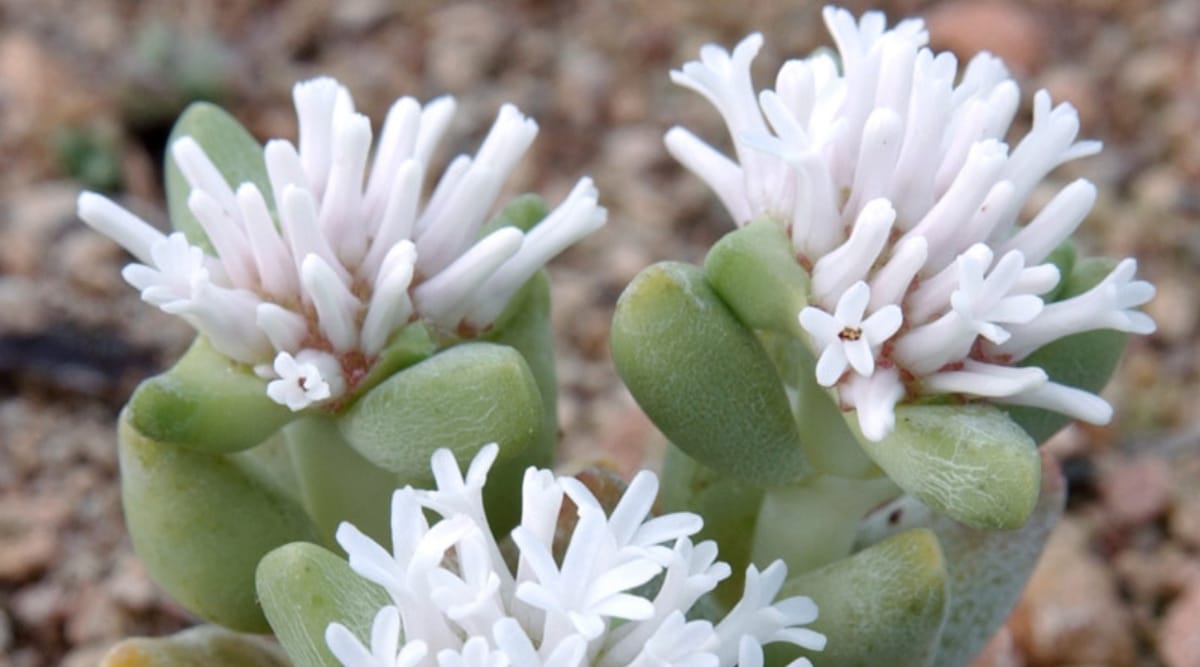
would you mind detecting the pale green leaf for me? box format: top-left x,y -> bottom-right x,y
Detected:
118,410 -> 321,632
100,625 -> 289,667
611,262 -> 811,485
852,404 -> 1040,530
770,529 -> 948,667
257,542 -> 391,667
127,337 -> 295,454
337,342 -> 543,483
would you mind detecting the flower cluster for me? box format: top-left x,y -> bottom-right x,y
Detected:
326,444 -> 826,666
78,77 -> 606,412
666,7 -> 1155,440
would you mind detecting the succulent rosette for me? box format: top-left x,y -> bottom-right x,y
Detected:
79,77 -> 604,633
610,5 -> 1154,665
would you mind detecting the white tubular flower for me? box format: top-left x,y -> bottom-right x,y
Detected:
327,445 -> 825,667
799,281 -> 902,387
326,607 -> 429,667
266,349 -> 342,412
668,5 -> 1155,440
78,77 -> 606,412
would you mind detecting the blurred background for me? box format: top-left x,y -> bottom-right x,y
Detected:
0,0 -> 1195,665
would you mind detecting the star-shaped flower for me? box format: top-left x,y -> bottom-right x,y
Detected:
265,350 -> 339,411
799,281 -> 902,387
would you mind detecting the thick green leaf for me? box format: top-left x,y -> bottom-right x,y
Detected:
284,415 -> 400,546
118,410 -> 321,632
703,219 -> 810,336
478,193 -> 548,236
855,452 -> 1066,667
612,262 -> 811,485
257,542 -> 391,667
658,443 -> 766,606
101,625 -> 289,667
127,337 -> 296,454
1006,256 -> 1130,443
1041,241 -> 1076,303
853,404 -> 1040,530
337,342 -> 542,483
770,529 -> 948,667
482,271 -> 557,534
165,102 -> 271,249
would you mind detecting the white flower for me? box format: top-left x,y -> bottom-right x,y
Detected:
668,5 -> 1156,439
78,77 -> 607,411
327,606 -> 429,667
327,444 -> 826,667
798,281 -> 901,387
265,349 -> 341,411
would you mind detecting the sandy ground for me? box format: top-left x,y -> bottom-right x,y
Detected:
0,1 -> 1196,665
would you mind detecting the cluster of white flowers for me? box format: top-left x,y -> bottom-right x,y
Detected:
666,6 -> 1155,440
78,77 -> 606,412
326,444 -> 826,667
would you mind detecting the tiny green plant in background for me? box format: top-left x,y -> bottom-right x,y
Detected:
78,5 -> 1154,667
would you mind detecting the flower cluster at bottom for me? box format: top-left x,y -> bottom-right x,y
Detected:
326,444 -> 826,667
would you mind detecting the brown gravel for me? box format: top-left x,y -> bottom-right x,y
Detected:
0,0 -> 1196,665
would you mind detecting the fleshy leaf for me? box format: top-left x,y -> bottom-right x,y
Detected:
658,443 -> 766,606
118,409 -> 321,632
1006,256 -> 1130,443
257,542 -> 391,667
612,262 -> 812,485
1041,241 -> 1076,304
478,193 -> 548,236
703,218 -> 810,336
481,271 -> 558,534
127,336 -> 296,454
165,102 -> 272,250
855,451 -> 1066,667
769,529 -> 948,667
100,625 -> 289,667
337,342 -> 542,483
852,404 -> 1041,530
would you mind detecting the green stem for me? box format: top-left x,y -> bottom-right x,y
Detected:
284,414 -> 400,547
751,474 -> 900,575
760,331 -> 881,479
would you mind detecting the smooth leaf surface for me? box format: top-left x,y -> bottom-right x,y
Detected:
119,410 -> 321,632
257,542 -> 391,667
853,404 -> 1040,530
101,625 -> 289,667
703,218 -> 810,336
128,336 -> 295,454
337,342 -> 542,483
1006,256 -> 1130,443
771,529 -> 948,667
612,262 -> 811,485
165,102 -> 272,249
855,452 -> 1066,667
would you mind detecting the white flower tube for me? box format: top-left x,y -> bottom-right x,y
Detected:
78,77 -> 606,411
667,6 -> 1155,440
325,445 -> 826,667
